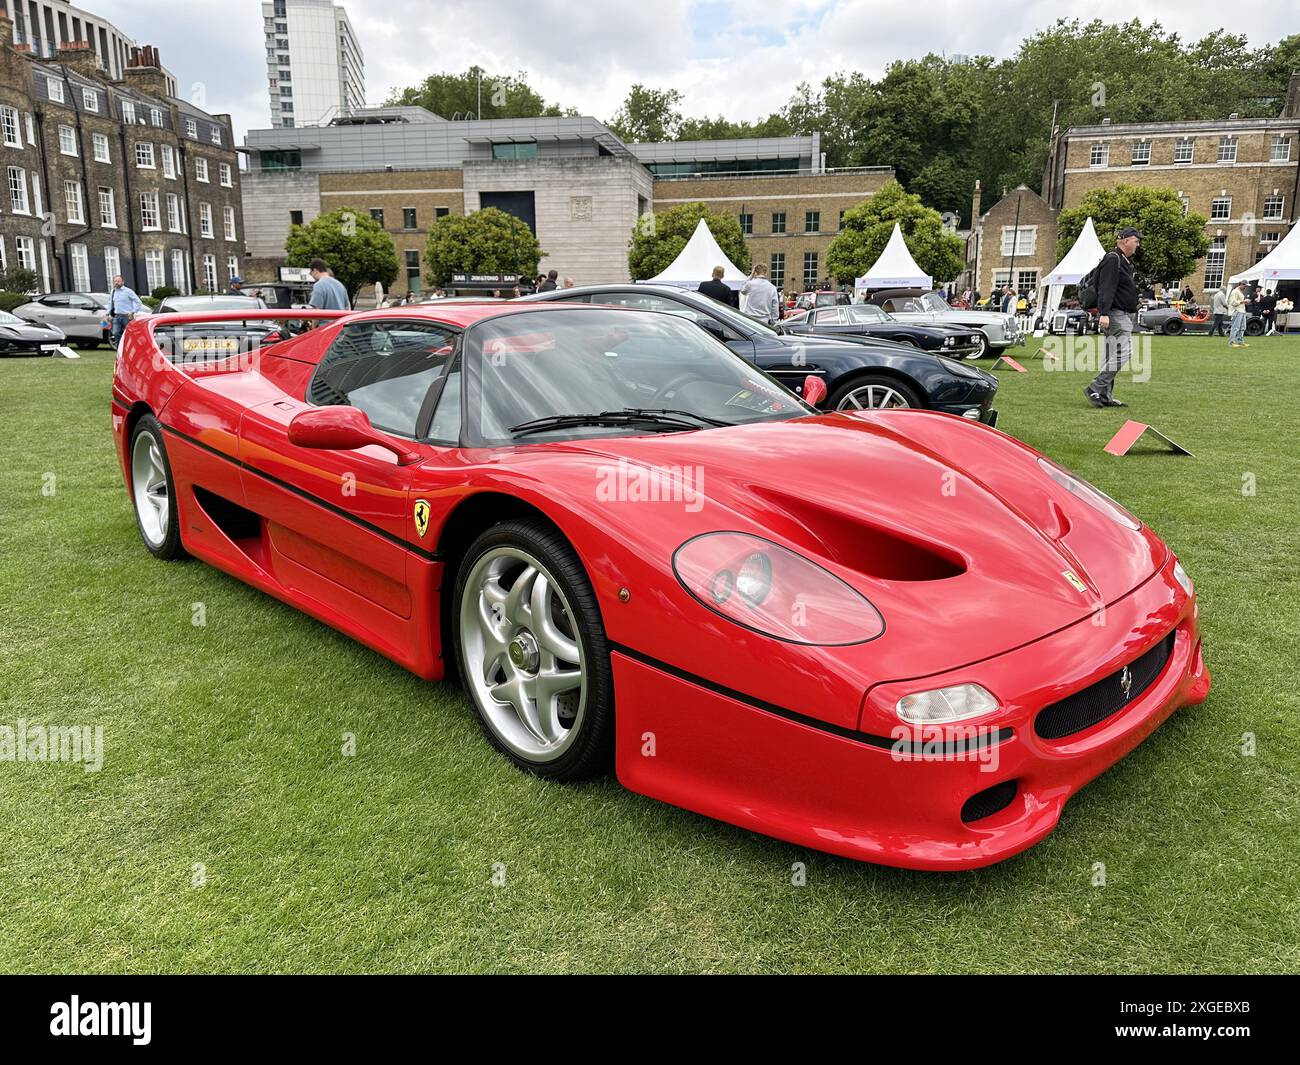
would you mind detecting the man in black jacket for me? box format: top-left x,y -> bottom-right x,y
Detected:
697,265 -> 739,308
1085,226 -> 1141,408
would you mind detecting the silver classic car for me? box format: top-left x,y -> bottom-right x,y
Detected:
865,289 -> 1022,357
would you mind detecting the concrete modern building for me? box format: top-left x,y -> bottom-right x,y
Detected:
263,0 -> 365,129
1042,76 -> 1300,294
5,0 -> 177,92
241,109 -> 892,295
0,12 -> 244,295
963,182 -> 1059,300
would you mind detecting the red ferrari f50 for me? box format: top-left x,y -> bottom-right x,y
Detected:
112,302 -> 1210,870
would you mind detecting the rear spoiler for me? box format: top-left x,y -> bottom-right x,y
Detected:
142,309 -> 351,334
130,309 -> 352,372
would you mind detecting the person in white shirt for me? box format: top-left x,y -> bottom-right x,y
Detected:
740,264 -> 779,324
1227,282 -> 1249,348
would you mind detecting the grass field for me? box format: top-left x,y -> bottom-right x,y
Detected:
1,334 -> 1297,974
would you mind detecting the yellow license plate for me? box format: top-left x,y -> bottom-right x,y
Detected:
183,337 -> 240,352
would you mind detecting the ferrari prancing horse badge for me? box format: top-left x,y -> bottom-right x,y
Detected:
413,499 -> 431,538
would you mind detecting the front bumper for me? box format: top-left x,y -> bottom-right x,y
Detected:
613,558 -> 1209,870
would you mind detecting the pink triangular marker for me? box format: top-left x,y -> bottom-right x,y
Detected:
1104,420 -> 1193,457
994,355 -> 1027,372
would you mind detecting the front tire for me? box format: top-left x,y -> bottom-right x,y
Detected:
129,415 -> 186,560
829,374 -> 922,411
452,519 -> 614,781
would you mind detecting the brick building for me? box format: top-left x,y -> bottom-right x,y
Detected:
1042,76 -> 1300,294
963,182 -> 1059,300
241,111 -> 888,296
0,9 -> 244,295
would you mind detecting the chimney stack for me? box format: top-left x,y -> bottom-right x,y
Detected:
56,39 -> 103,80
970,179 -> 982,226
1284,73 -> 1300,119
123,44 -> 169,98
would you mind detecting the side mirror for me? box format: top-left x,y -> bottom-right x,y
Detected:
802,375 -> 828,407
288,406 -> 422,465
696,317 -> 728,341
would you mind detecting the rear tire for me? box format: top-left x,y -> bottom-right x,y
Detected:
1163,319 -> 1185,336
1245,319 -> 1264,337
129,415 -> 187,560
451,519 -> 614,781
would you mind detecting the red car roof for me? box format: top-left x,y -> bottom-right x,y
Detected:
340,301 -> 575,329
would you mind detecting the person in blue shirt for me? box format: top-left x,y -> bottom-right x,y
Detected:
107,275 -> 144,346
307,259 -> 350,312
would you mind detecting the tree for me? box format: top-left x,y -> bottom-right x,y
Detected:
386,67 -> 571,119
607,85 -> 684,143
627,202 -> 750,281
1056,186 -> 1210,286
284,207 -> 399,298
424,208 -> 543,287
826,181 -> 964,285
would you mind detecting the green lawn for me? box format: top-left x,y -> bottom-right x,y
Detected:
1,335 -> 1297,974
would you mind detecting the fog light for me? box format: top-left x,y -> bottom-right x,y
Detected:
962,408 -> 981,419
897,683 -> 999,724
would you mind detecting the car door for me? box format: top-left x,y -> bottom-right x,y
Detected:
62,294 -> 104,339
237,318 -> 457,626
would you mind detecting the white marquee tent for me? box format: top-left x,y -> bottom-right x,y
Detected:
854,224 -> 932,291
639,218 -> 748,289
1230,223 -> 1300,286
1041,216 -> 1106,319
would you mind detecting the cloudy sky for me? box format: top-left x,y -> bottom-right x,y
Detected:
98,0 -> 1293,141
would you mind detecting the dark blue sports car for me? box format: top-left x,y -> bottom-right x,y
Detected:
782,303 -> 985,357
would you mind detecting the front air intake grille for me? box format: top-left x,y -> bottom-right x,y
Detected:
1034,632 -> 1175,741
961,779 -> 1018,823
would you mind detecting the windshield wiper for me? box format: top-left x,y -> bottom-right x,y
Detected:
509,408 -> 730,437
618,408 -> 733,427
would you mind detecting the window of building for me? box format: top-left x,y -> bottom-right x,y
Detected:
82,88 -> 98,113
1271,135 -> 1292,163
491,141 -> 537,160
69,243 -> 90,291
58,124 -> 77,156
403,207 -> 417,230
185,118 -> 197,138
146,250 -> 166,293
368,208 -> 384,225
223,206 -> 237,241
738,212 -> 752,235
147,107 -> 161,128
166,193 -> 182,232
405,249 -> 420,289
771,211 -> 786,234
104,246 -> 120,284
1263,194 -> 1284,220
15,236 -> 36,272
1090,143 -> 1109,167
839,209 -> 846,229
219,163 -> 233,187
290,210 -> 304,226
202,254 -> 217,292
210,125 -> 222,146
199,202 -> 213,238
770,252 -> 785,289
121,100 -> 136,124
23,112 -> 33,145
64,180 -> 84,224
1130,139 -> 1151,165
1179,194 -> 1190,215
805,211 -> 820,233
195,157 -> 209,182
47,77 -> 64,104
98,186 -> 116,228
140,192 -> 160,230
1261,232 -> 1282,245
227,256 -> 240,281
435,207 -> 449,219
1210,197 -> 1231,220
135,142 -> 154,168
1000,226 -> 1036,256
803,251 -> 819,290
1204,236 -> 1226,289
1217,136 -> 1237,163
1174,138 -> 1194,164
92,132 -> 110,162
0,107 -> 20,148
171,249 -> 189,294
161,145 -> 176,178
8,167 -> 29,214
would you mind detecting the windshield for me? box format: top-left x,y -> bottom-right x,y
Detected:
920,293 -> 952,313
0,310 -> 23,324
463,308 -> 809,446
843,305 -> 891,323
161,296 -> 267,312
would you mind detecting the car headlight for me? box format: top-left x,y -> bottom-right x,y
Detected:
943,336 -> 955,346
673,532 -> 884,645
1037,457 -> 1141,530
896,682 -> 999,724
1173,559 -> 1193,597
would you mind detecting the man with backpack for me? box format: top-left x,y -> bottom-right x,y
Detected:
1082,226 -> 1141,408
